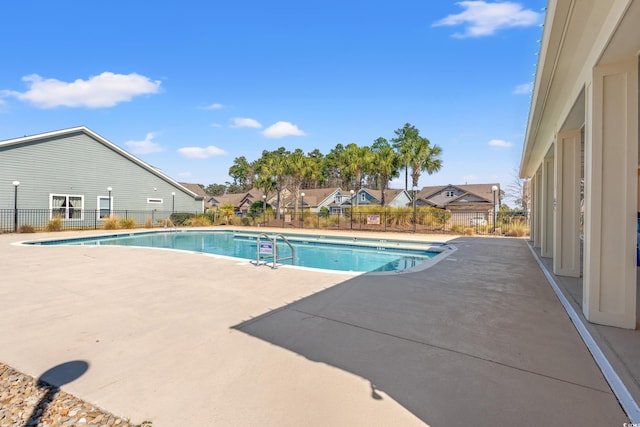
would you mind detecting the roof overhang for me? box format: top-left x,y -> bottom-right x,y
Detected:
520,0 -> 637,178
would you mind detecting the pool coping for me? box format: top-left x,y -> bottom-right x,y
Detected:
14,227 -> 457,275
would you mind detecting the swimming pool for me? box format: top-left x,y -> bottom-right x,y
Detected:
26,230 -> 449,273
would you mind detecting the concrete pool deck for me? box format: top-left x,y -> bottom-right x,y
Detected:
0,228 -> 632,425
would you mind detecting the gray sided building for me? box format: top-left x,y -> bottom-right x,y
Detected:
0,127 -> 204,230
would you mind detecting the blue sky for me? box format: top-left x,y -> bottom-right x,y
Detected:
0,1 -> 545,193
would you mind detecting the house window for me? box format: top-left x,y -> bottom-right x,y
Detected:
98,196 -> 112,219
50,194 -> 83,220
360,193 -> 366,202
147,198 -> 163,204
445,191 -> 455,197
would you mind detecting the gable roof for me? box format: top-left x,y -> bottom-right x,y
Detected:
210,193 -> 251,207
179,183 -> 208,198
358,188 -> 408,205
0,126 -> 203,199
297,187 -> 342,207
416,183 -> 500,208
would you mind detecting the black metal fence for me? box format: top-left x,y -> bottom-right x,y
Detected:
0,209 -> 196,233
1,208 -> 529,236
242,209 -> 529,236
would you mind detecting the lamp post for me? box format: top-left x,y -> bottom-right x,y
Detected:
412,185 -> 418,233
171,192 -> 176,213
300,192 -> 305,227
350,189 -> 354,230
107,187 -> 112,218
262,194 -> 266,226
491,185 -> 498,233
12,181 -> 19,232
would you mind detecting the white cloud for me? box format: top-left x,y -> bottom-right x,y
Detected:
262,121 -> 306,139
203,103 -> 224,110
230,117 -> 262,128
513,82 -> 533,94
125,133 -> 164,154
177,145 -> 227,159
433,1 -> 541,38
488,139 -> 513,148
1,72 -> 161,108
210,123 -> 223,128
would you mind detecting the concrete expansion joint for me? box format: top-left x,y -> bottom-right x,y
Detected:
289,308 -> 611,395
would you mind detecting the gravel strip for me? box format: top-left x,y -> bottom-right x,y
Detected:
0,362 -> 149,427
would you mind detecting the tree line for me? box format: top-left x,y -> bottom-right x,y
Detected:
203,123 -> 443,219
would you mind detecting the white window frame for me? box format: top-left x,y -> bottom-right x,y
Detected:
97,196 -> 113,219
147,198 -> 164,204
49,194 -> 84,220
360,193 -> 366,202
445,190 -> 455,197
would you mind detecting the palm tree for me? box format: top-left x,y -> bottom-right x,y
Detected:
340,143 -> 373,207
306,149 -> 324,188
409,136 -> 443,189
371,137 -> 400,206
259,148 -> 289,219
219,203 -> 235,223
285,149 -> 310,219
392,123 -> 420,191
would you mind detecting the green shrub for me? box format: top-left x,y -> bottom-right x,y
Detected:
46,216 -> 63,232
170,212 -> 195,226
119,217 -> 136,229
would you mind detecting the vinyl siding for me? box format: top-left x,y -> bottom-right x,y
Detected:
0,130 -> 202,219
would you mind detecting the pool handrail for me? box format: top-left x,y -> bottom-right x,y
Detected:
255,233 -> 295,269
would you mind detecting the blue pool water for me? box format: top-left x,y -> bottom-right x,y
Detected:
29,230 -> 443,273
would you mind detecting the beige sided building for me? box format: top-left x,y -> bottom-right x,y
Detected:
521,0 -> 639,328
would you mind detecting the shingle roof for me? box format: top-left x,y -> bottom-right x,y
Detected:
179,183 -> 208,198
416,183 -> 500,208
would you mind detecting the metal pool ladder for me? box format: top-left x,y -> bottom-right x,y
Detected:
255,233 -> 294,269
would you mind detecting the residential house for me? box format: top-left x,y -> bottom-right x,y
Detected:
354,188 -> 412,208
0,127 -> 204,230
415,184 -> 501,225
207,188 -> 278,214
285,187 -> 351,214
208,192 -> 255,214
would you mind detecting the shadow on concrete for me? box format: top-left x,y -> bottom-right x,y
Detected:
24,360 -> 89,427
232,237 -> 629,426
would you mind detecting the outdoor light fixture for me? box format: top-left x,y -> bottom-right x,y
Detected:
12,181 -> 20,232
350,189 -> 355,230
412,185 -> 418,233
262,194 -> 267,226
107,187 -> 112,217
492,185 -> 498,233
